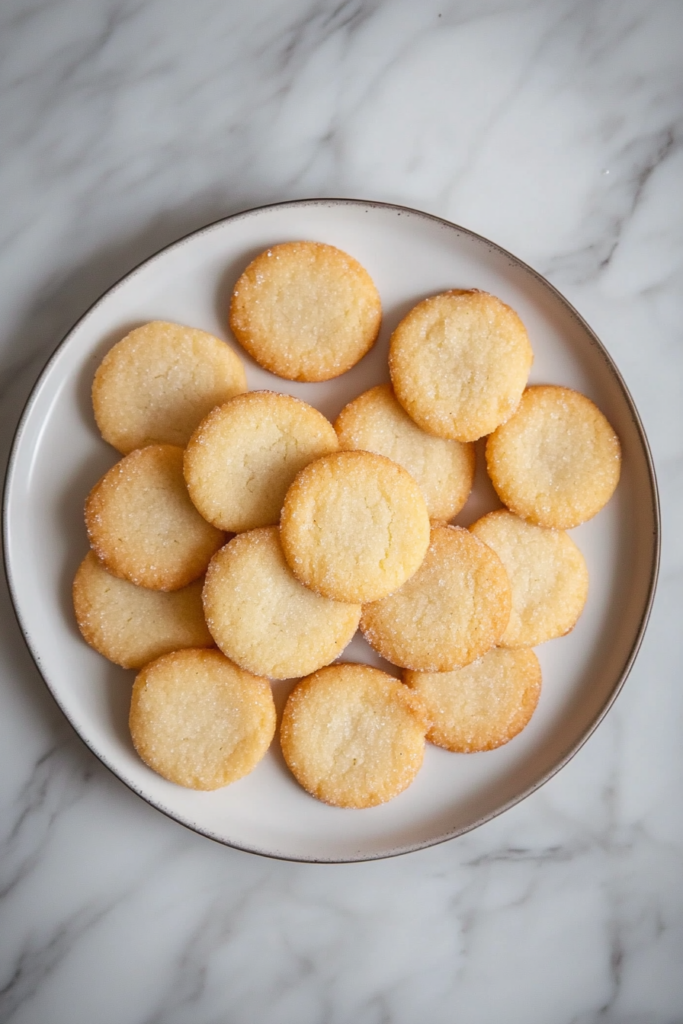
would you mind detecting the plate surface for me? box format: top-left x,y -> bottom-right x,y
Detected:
4,199 -> 659,862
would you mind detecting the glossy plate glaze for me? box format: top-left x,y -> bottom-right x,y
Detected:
3,200 -> 659,862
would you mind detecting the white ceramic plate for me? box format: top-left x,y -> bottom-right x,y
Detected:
4,199 -> 659,862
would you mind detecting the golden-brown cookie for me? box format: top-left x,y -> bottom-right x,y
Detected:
389,289 -> 533,442
486,385 -> 621,529
334,383 -> 475,522
360,525 -> 511,671
85,445 -> 224,591
202,527 -> 361,679
280,450 -> 431,604
129,648 -> 276,790
229,241 -> 382,382
73,550 -> 213,669
469,509 -> 589,647
183,391 -> 339,532
404,647 -> 541,753
92,321 -> 247,453
280,663 -> 428,808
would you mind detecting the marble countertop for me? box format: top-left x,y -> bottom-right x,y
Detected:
1,2 -> 681,1021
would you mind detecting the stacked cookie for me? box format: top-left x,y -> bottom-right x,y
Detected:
74,241 -> 621,808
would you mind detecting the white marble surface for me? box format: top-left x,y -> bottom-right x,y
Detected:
1,1 -> 681,1021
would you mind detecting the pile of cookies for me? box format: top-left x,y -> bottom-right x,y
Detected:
73,241 -> 621,808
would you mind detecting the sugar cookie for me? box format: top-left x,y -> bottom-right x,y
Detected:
229,241 -> 382,382
85,445 -> 224,591
202,527 -> 361,679
129,648 -> 276,790
469,509 -> 589,647
280,663 -> 428,808
334,383 -> 475,522
184,391 -> 339,532
280,450 -> 430,604
389,289 -> 533,442
404,647 -> 541,753
92,321 -> 247,453
360,525 -> 511,671
73,551 -> 213,669
486,385 -> 621,529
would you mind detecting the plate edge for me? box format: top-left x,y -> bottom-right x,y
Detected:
1,197 -> 662,863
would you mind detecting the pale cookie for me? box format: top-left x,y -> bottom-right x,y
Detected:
280,450 -> 430,604
92,321 -> 247,453
360,525 -> 511,671
202,527 -> 361,679
469,509 -> 589,647
404,647 -> 541,753
129,648 -> 276,790
334,384 -> 475,522
280,663 -> 428,808
389,289 -> 533,442
73,550 -> 213,669
85,445 -> 224,591
184,391 -> 339,532
229,241 -> 382,382
486,385 -> 621,529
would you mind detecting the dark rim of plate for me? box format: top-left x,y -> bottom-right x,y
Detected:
2,198 -> 661,863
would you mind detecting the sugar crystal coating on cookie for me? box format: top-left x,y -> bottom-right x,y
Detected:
229,241 -> 382,382
334,383 -> 475,522
486,385 -> 621,529
404,647 -> 541,753
389,289 -> 533,442
280,450 -> 430,604
360,525 -> 511,671
470,510 -> 588,647
73,550 -> 213,669
184,391 -> 339,532
280,663 -> 428,808
92,321 -> 247,453
85,444 -> 224,591
129,648 -> 276,790
202,527 -> 361,679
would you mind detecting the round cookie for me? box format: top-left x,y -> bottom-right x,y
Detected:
280,663 -> 428,808
389,289 -> 533,442
469,509 -> 589,647
85,445 -> 224,591
334,384 -> 475,522
486,385 -> 621,529
92,321 -> 247,453
280,450 -> 431,604
404,647 -> 542,753
129,648 -> 276,790
73,550 -> 213,669
184,391 -> 339,532
360,525 -> 511,671
229,241 -> 382,382
202,528 -> 361,679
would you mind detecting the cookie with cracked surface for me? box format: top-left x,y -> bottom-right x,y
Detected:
389,289 -> 533,442
183,391 -> 339,533
469,509 -> 589,647
202,527 -> 361,680
73,550 -> 213,669
404,647 -> 541,753
229,241 -> 382,382
280,663 -> 428,808
129,648 -> 276,790
92,320 -> 247,454
360,525 -> 511,671
280,449 -> 430,604
85,444 -> 224,591
334,383 -> 475,522
485,385 -> 621,529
